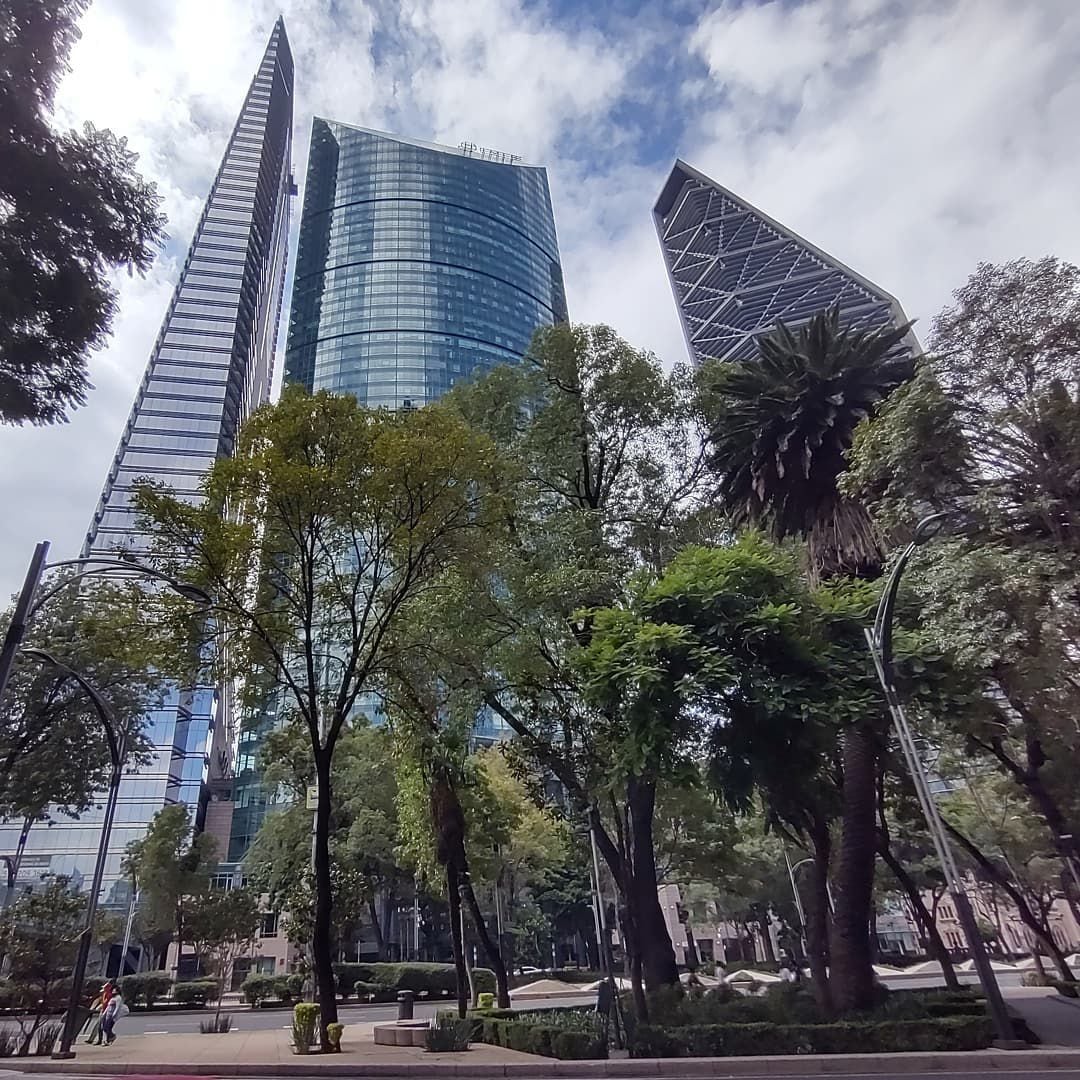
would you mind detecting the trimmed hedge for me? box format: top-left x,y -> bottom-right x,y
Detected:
333,963 -> 495,998
119,972 -> 175,1009
469,1008 -> 606,1061
171,979 -> 220,1006
240,973 -> 304,1006
627,1016 -> 994,1058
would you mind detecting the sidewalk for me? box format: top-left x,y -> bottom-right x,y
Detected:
1005,987 -> 1080,1047
5,1024 -> 1080,1077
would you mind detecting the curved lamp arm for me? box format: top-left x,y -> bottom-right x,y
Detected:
32,557 -> 211,616
18,648 -> 122,770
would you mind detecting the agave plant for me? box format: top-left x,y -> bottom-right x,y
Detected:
701,305 -> 915,581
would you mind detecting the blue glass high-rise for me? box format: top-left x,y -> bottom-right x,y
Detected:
285,121 -> 567,404
654,160 -> 917,366
223,124 -> 567,866
0,20 -> 295,906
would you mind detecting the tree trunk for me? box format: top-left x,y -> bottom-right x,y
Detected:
805,822 -> 834,1015
1031,945 -> 1048,980
626,778 -> 679,988
367,895 -> 385,961
831,724 -> 879,1012
878,845 -> 959,989
311,750 -> 338,1047
461,873 -> 511,1007
446,864 -> 468,1018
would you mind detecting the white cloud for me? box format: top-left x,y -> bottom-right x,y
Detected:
1,0 -> 1077,599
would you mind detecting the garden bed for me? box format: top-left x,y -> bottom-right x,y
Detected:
468,1007 -> 607,1060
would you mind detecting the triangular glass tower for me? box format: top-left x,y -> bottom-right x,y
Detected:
653,160 -> 917,365
83,17 -> 295,558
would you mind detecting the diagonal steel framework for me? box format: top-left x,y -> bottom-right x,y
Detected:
653,161 -> 918,366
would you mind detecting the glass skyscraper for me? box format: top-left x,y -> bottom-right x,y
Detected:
654,159 -> 916,366
222,124 -> 566,867
284,121 -> 566,405
0,20 -> 295,906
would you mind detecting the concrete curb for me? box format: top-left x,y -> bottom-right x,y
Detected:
7,1049 -> 1080,1077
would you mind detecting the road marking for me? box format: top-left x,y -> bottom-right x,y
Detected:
144,1030 -> 168,1035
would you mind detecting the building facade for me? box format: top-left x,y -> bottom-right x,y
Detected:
284,121 -> 566,405
0,20 -> 295,914
653,160 -> 917,366
221,124 -> 567,877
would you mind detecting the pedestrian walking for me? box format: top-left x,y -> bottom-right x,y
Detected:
84,981 -> 113,1045
100,989 -> 127,1045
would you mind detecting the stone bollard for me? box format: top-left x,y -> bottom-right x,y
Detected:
397,989 -> 415,1020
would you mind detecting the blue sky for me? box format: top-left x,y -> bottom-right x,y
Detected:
1,0 -> 1079,597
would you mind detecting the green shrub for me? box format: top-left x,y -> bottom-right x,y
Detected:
334,961 -> 485,999
468,1010 -> 607,1060
33,1021 -> 62,1055
292,1002 -> 320,1053
241,973 -> 277,1006
326,1021 -> 344,1052
1052,980 -> 1080,999
425,1014 -> 471,1052
199,1015 -> 233,1034
628,1016 -> 994,1057
119,971 -> 175,1009
171,980 -> 219,1007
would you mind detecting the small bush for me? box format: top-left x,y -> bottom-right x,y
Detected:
1022,971 -> 1051,987
351,980 -> 387,1000
293,1002 -> 319,1054
119,971 -> 174,1009
326,1021 -> 344,1052
199,1015 -> 233,1034
0,1028 -> 17,1057
171,980 -> 219,1007
425,1014 -> 471,1052
1052,980 -> 1080,999
242,973 -> 306,1006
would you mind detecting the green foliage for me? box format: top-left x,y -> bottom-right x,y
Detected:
326,1021 -> 344,1051
469,1009 -> 607,1059
0,575 -> 181,822
292,1002 -> 320,1053
199,1015 -> 233,1034
184,887 -> 260,1008
124,805 -> 218,955
0,878 -> 83,1054
171,980 -> 219,1006
118,971 -> 173,1009
425,1013 -> 471,1052
240,973 -> 304,1006
0,0 -> 167,424
627,1016 -> 993,1057
696,304 -> 913,580
334,962 -> 494,998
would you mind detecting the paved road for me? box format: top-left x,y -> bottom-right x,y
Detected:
119,993 -> 593,1035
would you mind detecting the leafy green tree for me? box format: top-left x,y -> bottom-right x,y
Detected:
124,805 -> 218,970
695,306 -> 914,1011
246,721 -> 404,957
416,323 -> 712,1010
844,258 -> 1080,899
0,878 -> 83,1053
0,575 -> 178,838
0,0 -> 166,424
134,385 -> 501,1046
184,887 -> 260,1024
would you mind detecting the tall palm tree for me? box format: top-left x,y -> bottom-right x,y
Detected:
703,306 -> 914,582
699,305 -> 914,1012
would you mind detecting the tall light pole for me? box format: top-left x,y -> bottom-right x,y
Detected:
865,513 -> 1019,1048
0,540 -> 210,707
16,649 -> 128,1061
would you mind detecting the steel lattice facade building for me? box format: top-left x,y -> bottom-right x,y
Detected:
654,160 -> 917,366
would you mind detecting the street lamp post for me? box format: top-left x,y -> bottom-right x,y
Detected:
14,649 -> 129,1060
0,540 -> 210,708
864,513 -> 1020,1048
